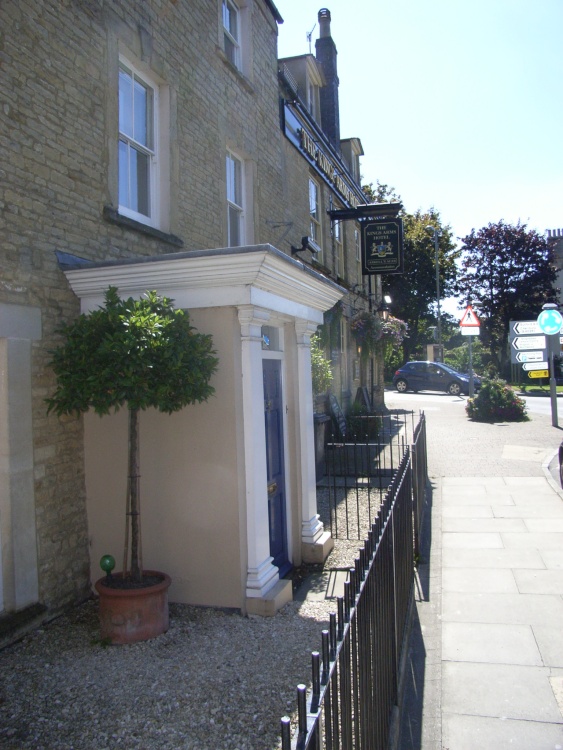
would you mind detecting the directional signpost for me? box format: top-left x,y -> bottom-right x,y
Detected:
509,322 -> 547,372
511,320 -> 541,336
511,335 -> 546,351
522,361 -> 548,370
515,351 -> 546,364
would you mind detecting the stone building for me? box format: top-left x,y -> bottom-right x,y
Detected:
0,0 -> 384,639
278,9 -> 386,413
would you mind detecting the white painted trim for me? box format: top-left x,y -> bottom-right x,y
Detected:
260,331 -> 293,576
118,56 -> 160,228
64,245 -> 344,317
238,305 -> 280,599
295,319 -> 325,545
63,246 -> 344,607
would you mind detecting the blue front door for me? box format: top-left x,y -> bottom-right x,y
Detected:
263,359 -> 290,576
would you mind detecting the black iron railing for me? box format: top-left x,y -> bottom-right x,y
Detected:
320,411 -> 417,541
281,448 -> 415,749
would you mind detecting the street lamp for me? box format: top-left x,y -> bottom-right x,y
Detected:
426,225 -> 443,361
378,294 -> 392,322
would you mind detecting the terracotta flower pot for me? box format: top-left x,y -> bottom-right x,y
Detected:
94,570 -> 171,645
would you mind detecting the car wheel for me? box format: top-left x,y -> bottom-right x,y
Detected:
448,382 -> 461,396
395,379 -> 408,393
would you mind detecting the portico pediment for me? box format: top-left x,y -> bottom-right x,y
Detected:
62,245 -> 345,322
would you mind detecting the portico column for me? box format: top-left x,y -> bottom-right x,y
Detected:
295,319 -> 334,563
238,306 -> 279,600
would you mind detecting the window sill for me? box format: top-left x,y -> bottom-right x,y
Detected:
103,207 -> 184,247
215,46 -> 255,95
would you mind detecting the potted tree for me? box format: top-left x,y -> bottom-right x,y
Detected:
47,287 -> 218,643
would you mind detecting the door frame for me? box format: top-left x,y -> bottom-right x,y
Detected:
261,328 -> 292,576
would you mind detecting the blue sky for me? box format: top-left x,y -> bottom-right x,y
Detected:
276,0 -> 563,244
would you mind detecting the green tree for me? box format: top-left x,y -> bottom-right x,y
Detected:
362,183 -> 458,362
383,209 -> 459,361
46,288 -> 218,583
362,181 -> 401,204
455,221 -> 558,377
311,332 -> 333,395
445,337 -> 487,375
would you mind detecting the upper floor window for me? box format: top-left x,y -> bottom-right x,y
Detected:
334,219 -> 344,278
309,177 -> 322,251
308,83 -> 319,121
226,151 -> 244,246
223,0 -> 241,69
118,60 -> 158,226
355,227 -> 361,263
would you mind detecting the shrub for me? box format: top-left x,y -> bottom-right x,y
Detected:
311,333 -> 333,395
466,378 -> 528,422
346,402 -> 379,440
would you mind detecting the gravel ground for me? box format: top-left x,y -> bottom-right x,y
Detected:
0,538 -> 368,750
0,418 -> 407,750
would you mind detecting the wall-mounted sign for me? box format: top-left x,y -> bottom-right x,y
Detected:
361,218 -> 404,275
283,103 -> 363,210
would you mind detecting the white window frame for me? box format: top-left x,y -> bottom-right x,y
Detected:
334,217 -> 343,278
309,177 -> 322,257
355,227 -> 361,263
118,57 -> 160,228
308,82 -> 318,121
226,150 -> 245,247
355,227 -> 364,289
223,0 -> 241,70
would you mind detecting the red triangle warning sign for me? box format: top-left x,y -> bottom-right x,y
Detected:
459,305 -> 480,327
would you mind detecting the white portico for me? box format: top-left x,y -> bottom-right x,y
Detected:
62,245 -> 343,615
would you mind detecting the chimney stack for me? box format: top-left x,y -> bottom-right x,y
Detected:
315,8 -> 340,151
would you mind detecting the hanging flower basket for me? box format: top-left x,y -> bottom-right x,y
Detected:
350,311 -> 383,355
351,311 -> 408,357
381,316 -> 408,347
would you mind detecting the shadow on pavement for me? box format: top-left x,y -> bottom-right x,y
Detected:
398,480 -> 434,750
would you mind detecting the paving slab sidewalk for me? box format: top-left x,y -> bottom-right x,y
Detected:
390,393 -> 563,750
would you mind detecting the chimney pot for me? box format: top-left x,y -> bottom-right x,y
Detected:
318,8 -> 331,37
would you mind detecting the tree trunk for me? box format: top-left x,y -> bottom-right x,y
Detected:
128,407 -> 142,582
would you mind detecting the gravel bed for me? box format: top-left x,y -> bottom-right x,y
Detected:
0,542 -> 368,750
0,452 -> 396,749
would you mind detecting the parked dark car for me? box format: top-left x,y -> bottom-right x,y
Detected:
392,361 -> 481,396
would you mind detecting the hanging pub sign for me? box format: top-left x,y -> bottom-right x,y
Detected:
361,218 -> 404,275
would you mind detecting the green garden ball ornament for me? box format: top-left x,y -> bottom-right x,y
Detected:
100,554 -> 116,576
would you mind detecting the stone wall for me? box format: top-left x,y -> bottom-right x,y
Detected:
0,0 -> 286,616
1,0 -> 381,624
